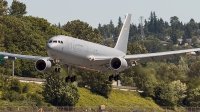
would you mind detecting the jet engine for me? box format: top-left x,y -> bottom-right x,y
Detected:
35,58 -> 52,72
110,57 -> 128,71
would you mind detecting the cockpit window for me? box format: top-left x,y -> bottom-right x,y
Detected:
61,41 -> 63,44
53,40 -> 57,43
58,40 -> 60,43
48,40 -> 52,43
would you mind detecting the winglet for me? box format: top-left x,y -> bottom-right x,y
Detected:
114,13 -> 131,54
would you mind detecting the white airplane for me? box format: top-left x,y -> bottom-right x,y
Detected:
0,13 -> 200,82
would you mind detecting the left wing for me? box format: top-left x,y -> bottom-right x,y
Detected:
124,48 -> 200,63
0,52 -> 48,61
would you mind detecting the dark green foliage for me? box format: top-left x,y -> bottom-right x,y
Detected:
187,61 -> 200,78
127,43 -> 147,54
138,37 -> 164,53
43,72 -> 79,106
154,80 -> 187,106
2,90 -> 24,101
171,33 -> 178,44
185,78 -> 200,106
156,63 -> 181,82
131,65 -> 157,97
26,92 -> 44,106
62,20 -> 103,44
0,15 -> 69,77
9,0 -> 27,16
0,0 -> 8,15
1,78 -> 24,101
9,78 -> 22,93
22,83 -> 30,93
77,70 -> 112,98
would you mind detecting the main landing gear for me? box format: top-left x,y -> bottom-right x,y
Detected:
53,59 -> 77,83
109,72 -> 120,81
65,75 -> 77,83
65,65 -> 77,83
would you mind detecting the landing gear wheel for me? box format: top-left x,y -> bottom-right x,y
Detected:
71,76 -> 77,82
109,75 -> 113,81
55,68 -> 61,73
65,76 -> 71,82
58,68 -> 61,73
114,75 -> 120,81
65,76 -> 77,82
55,68 -> 58,72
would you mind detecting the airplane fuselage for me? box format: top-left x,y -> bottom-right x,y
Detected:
47,35 -> 125,72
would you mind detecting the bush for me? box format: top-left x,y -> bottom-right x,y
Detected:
22,83 -> 30,93
26,92 -> 44,106
2,90 -> 24,101
9,78 -> 22,93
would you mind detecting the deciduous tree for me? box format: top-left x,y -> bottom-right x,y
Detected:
43,72 -> 79,106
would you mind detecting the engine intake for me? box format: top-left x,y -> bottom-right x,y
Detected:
35,58 -> 52,72
110,57 -> 128,71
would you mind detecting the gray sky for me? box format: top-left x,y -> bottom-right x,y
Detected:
6,0 -> 200,28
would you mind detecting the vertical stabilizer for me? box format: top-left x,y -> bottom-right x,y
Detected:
114,13 -> 131,54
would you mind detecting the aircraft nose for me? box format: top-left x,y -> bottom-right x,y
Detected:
46,43 -> 56,56
47,43 -> 53,50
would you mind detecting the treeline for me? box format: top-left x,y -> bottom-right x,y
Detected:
99,12 -> 200,50
1,0 -> 200,109
97,11 -> 200,107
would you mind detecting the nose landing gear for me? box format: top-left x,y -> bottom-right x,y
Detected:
55,64 -> 61,73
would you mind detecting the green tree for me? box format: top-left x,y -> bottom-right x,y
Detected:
138,37 -> 164,53
127,43 -> 147,54
118,16 -> 122,28
0,0 -> 7,15
77,70 -> 112,98
0,15 -> 68,78
62,20 -> 103,44
153,12 -> 158,33
1,78 -> 24,101
185,78 -> 200,106
132,65 -> 158,97
9,78 -> 22,93
148,12 -> 154,33
118,43 -> 147,88
156,63 -> 181,82
171,32 -> 178,44
178,56 -> 189,77
154,80 -> 186,106
43,72 -> 79,106
187,61 -> 200,78
9,0 -> 27,16
170,16 -> 180,30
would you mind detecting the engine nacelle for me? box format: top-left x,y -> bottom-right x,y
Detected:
110,57 -> 128,72
35,58 -> 52,72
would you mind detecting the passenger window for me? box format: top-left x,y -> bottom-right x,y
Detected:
58,40 -> 60,43
53,40 -> 57,43
48,40 -> 52,43
61,41 -> 63,44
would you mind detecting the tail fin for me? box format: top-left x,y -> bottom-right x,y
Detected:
114,13 -> 131,54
